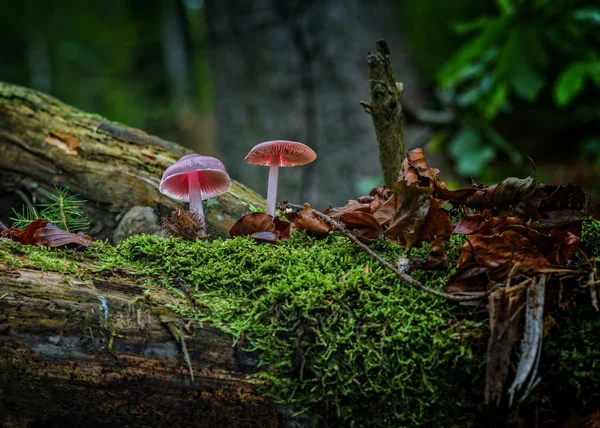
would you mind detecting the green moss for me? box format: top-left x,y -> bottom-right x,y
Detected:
1,228 -> 598,426
101,233 -> 488,425
582,217 -> 600,259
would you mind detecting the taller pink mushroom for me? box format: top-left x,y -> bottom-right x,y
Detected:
245,140 -> 317,217
160,154 -> 232,231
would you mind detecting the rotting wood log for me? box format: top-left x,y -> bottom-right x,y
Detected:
0,249 -> 307,427
0,82 -> 264,241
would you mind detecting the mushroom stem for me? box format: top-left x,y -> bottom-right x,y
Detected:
266,157 -> 279,217
188,172 -> 206,231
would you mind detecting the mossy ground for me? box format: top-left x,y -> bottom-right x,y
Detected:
1,219 -> 599,426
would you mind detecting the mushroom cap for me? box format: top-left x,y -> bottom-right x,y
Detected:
244,140 -> 317,167
160,153 -> 232,202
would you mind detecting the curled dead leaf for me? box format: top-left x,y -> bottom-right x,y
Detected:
229,213 -> 276,238
34,223 -> 92,248
386,181 -> 432,248
335,211 -> 382,243
290,204 -> 331,236
1,219 -> 92,248
398,148 -> 439,187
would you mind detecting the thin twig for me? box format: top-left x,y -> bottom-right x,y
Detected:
279,203 -> 491,302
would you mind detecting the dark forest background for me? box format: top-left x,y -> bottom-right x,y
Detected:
1,0 -> 598,207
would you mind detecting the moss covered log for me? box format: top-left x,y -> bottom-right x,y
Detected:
0,243 -> 283,427
0,82 -> 264,241
1,223 -> 599,427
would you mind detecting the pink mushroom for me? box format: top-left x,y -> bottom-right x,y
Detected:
245,140 -> 317,217
159,154 -> 232,231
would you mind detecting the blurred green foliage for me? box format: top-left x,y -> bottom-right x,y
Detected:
0,0 -> 212,145
436,0 -> 600,177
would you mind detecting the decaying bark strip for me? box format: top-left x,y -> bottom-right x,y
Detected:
0,82 -> 264,241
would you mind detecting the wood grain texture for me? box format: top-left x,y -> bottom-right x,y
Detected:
0,82 -> 264,241
0,251 -> 284,427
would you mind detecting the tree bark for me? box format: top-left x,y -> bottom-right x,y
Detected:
0,82 -> 264,241
363,40 -> 406,187
0,250 -> 304,427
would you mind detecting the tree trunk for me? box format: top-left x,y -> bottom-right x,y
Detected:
205,0 -> 429,208
0,252 -> 304,427
0,82 -> 263,241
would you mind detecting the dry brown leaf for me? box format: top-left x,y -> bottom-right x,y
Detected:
1,219 -> 49,245
1,219 -> 92,248
436,177 -> 545,219
335,211 -> 382,243
324,200 -> 372,219
229,212 -> 275,238
290,204 -> 331,236
398,148 -> 440,187
34,223 -> 92,248
386,181 -> 432,248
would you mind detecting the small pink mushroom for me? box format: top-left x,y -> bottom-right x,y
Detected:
245,140 -> 316,217
159,154 -> 232,231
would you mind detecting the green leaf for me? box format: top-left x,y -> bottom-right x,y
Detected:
483,82 -> 509,119
483,127 -> 522,164
574,8 -> 600,26
554,62 -> 590,107
509,62 -> 546,101
496,0 -> 514,15
456,75 -> 493,107
448,128 -> 497,176
451,16 -> 492,35
439,18 -> 507,87
591,60 -> 600,85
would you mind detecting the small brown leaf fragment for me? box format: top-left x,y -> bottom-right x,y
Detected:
324,200 -> 372,219
446,265 -> 492,294
336,211 -> 382,243
453,214 -> 487,235
436,177 -> 545,219
1,219 -> 49,245
34,223 -> 92,248
290,204 -> 331,236
371,194 -> 397,226
386,181 -> 432,248
417,198 -> 452,244
453,215 -> 524,236
368,185 -> 392,200
229,213 -> 275,238
398,148 -> 440,187
273,216 -> 291,240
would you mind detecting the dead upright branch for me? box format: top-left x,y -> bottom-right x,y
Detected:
362,39 -> 405,187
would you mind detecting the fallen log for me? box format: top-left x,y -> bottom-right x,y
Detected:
0,249 -> 301,427
0,82 -> 264,241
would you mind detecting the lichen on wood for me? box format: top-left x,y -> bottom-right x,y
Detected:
363,39 -> 406,187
